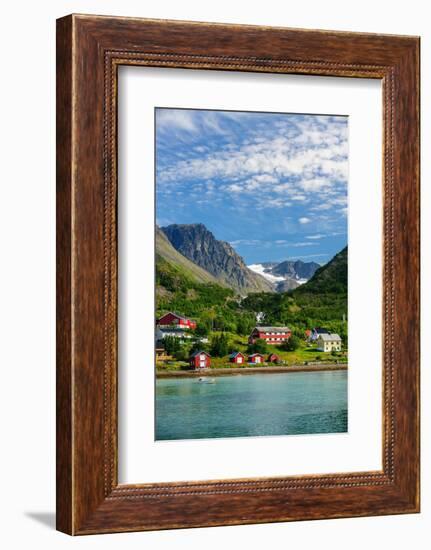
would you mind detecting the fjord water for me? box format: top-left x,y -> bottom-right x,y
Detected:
155,371 -> 347,440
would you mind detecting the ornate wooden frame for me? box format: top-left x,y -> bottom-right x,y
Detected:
56,14 -> 420,534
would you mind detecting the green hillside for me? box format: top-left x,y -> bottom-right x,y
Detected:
156,256 -> 258,334
156,239 -> 348,341
295,247 -> 347,295
240,247 -> 347,333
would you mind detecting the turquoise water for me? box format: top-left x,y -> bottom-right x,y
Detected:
155,371 -> 347,440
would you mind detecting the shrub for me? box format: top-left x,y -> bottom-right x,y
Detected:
210,333 -> 229,357
247,338 -> 268,354
173,349 -> 188,361
163,335 -> 181,355
283,335 -> 300,351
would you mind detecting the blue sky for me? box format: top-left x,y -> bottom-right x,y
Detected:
155,108 -> 348,265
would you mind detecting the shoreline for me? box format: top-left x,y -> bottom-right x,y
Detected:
156,364 -> 348,378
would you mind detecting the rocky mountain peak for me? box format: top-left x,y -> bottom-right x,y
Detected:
161,224 -> 273,294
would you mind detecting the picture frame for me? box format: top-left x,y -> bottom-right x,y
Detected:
56,14 -> 420,535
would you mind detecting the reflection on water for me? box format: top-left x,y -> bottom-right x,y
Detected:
155,371 -> 347,440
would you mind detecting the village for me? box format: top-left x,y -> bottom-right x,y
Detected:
155,311 -> 346,373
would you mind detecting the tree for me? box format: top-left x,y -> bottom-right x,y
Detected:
189,341 -> 209,355
339,328 -> 348,349
163,335 -> 181,355
213,316 -> 226,331
292,327 -> 305,339
247,338 -> 268,354
283,335 -> 300,352
236,315 -> 254,336
173,348 -> 189,361
194,323 -> 209,337
210,333 -> 229,357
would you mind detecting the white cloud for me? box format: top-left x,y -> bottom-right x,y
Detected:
156,109 -> 229,136
227,183 -> 242,193
247,173 -> 279,186
299,217 -> 311,224
306,234 -> 324,240
290,242 -> 316,247
290,253 -> 329,260
299,178 -> 330,192
156,111 -> 348,217
158,116 -> 348,189
230,239 -> 262,247
156,109 -> 197,132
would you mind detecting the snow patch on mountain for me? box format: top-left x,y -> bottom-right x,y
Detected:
247,264 -> 286,283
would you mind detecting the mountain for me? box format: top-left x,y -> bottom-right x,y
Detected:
247,263 -> 301,291
293,247 -> 347,295
155,226 -> 220,285
271,260 -> 320,281
275,279 -> 302,292
241,247 -> 348,326
161,223 -> 273,294
248,259 -> 320,292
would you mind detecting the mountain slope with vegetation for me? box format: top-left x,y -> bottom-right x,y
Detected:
240,247 -> 348,336
155,255 -> 256,335
294,247 -> 347,295
156,220 -> 348,343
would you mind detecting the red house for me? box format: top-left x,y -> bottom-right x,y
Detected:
229,351 -> 245,364
248,326 -> 291,345
157,311 -> 197,330
248,353 -> 264,364
268,353 -> 280,363
189,350 -> 211,370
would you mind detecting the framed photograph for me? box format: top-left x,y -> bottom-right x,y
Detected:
56,14 -> 420,534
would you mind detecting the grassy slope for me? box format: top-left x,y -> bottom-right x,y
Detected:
159,329 -> 347,371
155,253 -> 236,320
210,334 -> 346,367
156,227 -> 222,285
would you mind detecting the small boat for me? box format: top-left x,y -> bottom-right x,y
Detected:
198,377 -> 216,384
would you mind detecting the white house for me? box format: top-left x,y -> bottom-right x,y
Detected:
156,327 -> 193,340
316,333 -> 342,352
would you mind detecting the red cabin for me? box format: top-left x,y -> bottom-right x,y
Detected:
248,353 -> 264,364
157,311 -> 197,330
229,351 -> 245,364
248,326 -> 291,345
268,353 -> 280,363
189,351 -> 211,370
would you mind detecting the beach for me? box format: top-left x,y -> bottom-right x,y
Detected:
156,363 -> 347,378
